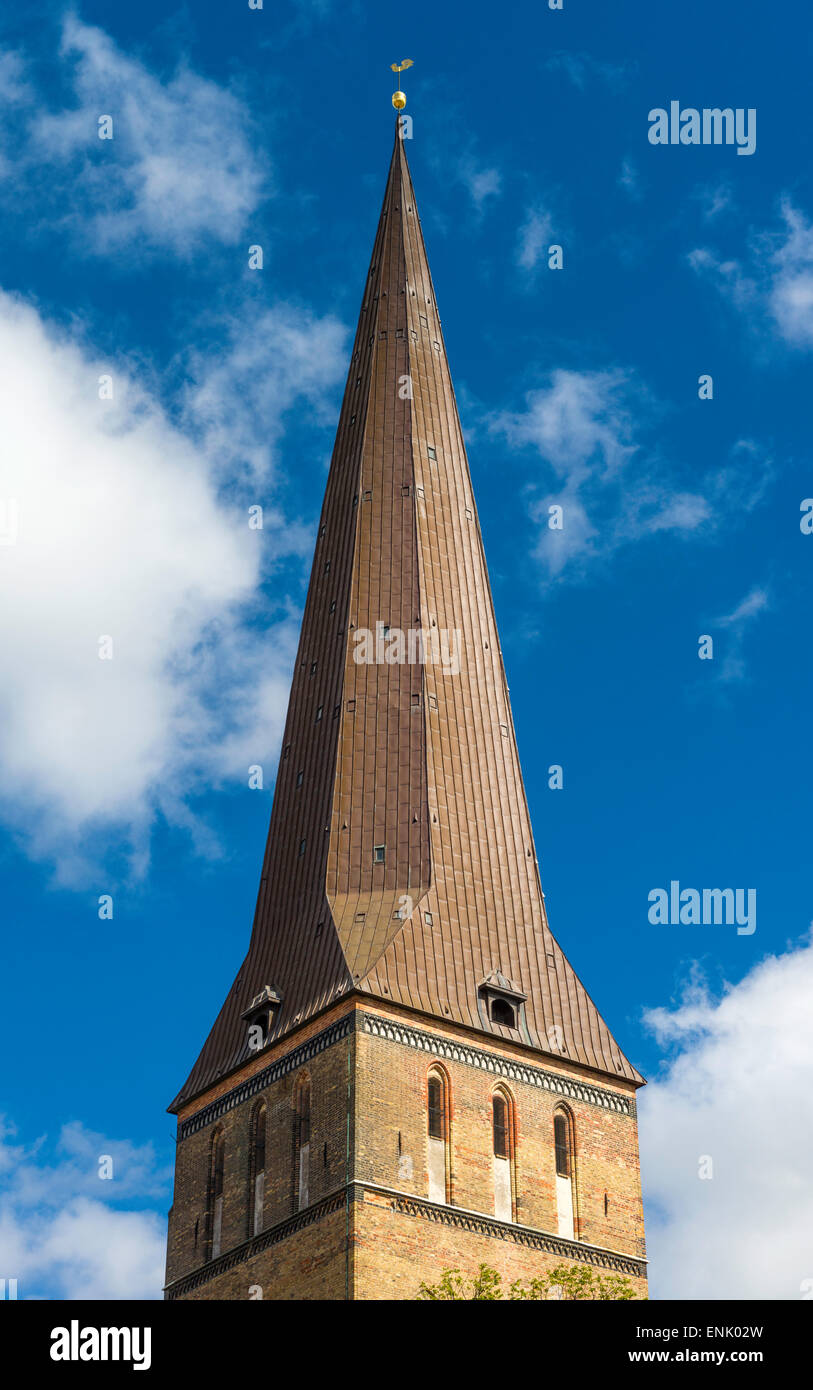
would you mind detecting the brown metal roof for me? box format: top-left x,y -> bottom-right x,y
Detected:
169,123 -> 643,1113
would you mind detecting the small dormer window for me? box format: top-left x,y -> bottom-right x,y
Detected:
373,845 -> 385,864
491,998 -> 516,1028
241,984 -> 282,1051
478,971 -> 527,1036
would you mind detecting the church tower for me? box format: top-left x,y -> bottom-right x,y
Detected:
164,113 -> 647,1301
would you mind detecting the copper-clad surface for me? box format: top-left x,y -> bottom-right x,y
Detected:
169,126 -> 642,1113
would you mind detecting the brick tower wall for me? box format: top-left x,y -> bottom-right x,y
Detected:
352,1005 -> 646,1299
165,1003 -> 646,1301
165,1013 -> 354,1293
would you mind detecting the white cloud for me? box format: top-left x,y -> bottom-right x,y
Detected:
688,247 -> 757,312
0,49 -> 30,104
693,181 -> 734,223
0,289 -> 344,878
516,208 -> 554,272
766,202 -> 813,347
543,50 -> 635,92
690,198 -> 813,349
0,1117 -> 167,1299
0,49 -> 31,179
22,16 -> 265,255
718,586 -> 769,627
705,583 -> 770,686
456,159 -> 501,211
491,371 -> 773,581
639,930 -> 813,1299
498,369 -> 638,481
618,158 -> 641,201
184,303 -> 347,482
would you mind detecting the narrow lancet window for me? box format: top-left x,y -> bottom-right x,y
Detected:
209,1128 -> 225,1260
492,1090 -> 514,1222
554,1108 -> 576,1239
294,1076 -> 311,1211
427,1068 -> 449,1204
250,1103 -> 266,1237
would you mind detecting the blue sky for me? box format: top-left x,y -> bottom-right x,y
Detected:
1,0 -> 812,1299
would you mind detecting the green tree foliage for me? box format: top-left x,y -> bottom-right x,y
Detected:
416,1261 -> 642,1301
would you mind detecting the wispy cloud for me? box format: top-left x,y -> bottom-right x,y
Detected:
0,1117 -> 168,1299
690,198 -> 813,349
183,301 -> 348,483
708,584 -> 771,686
692,180 -> 734,223
456,157 -> 502,212
543,50 -> 636,92
618,157 -> 642,201
9,16 -> 266,257
491,369 -> 772,582
640,930 -> 813,1298
516,207 -> 554,273
0,48 -> 30,105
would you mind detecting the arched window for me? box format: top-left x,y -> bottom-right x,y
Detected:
553,1107 -> 576,1239
208,1127 -> 225,1260
293,1075 -> 311,1211
554,1112 -> 569,1177
493,1093 -> 509,1157
249,1102 -> 266,1237
428,1075 -> 444,1139
427,1067 -> 450,1204
492,1088 -> 515,1222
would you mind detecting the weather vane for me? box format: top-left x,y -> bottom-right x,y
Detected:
390,59 -> 413,111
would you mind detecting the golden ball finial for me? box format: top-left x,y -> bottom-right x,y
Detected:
390,60 -> 413,113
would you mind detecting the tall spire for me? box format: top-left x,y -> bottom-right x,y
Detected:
170,122 -> 641,1113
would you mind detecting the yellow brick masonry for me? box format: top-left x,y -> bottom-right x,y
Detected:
165,999 -> 646,1300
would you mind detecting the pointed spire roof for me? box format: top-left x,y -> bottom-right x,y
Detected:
170,122 -> 642,1113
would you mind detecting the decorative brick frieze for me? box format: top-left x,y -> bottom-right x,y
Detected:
177,1006 -> 634,1147
164,1181 -> 645,1298
360,1014 -> 635,1116
177,1015 -> 354,1142
381,1188 -> 646,1277
164,1189 -> 348,1299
